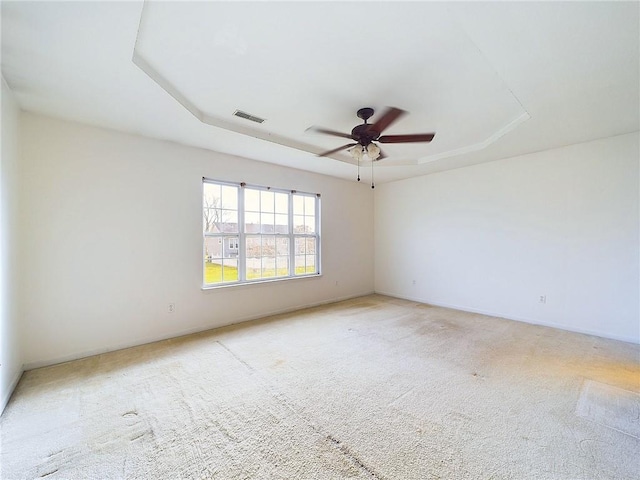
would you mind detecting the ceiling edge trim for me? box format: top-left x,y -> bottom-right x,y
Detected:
417,112 -> 531,164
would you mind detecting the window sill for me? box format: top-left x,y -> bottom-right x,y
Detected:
201,273 -> 322,291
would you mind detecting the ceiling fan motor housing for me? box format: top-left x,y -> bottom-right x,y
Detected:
354,108 -> 377,145
351,124 -> 379,146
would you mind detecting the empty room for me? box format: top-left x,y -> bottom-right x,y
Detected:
1,1 -> 638,479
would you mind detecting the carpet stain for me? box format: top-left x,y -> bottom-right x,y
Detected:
325,434 -> 384,479
387,387 -> 416,406
217,340 -> 255,372
211,418 -> 240,443
39,469 -> 58,478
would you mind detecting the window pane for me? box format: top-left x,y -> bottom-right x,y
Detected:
204,259 -> 222,283
260,255 -> 275,278
295,237 -> 305,254
204,237 -> 220,263
276,237 -> 289,256
245,212 -> 260,233
261,213 -> 274,233
221,210 -> 238,232
275,193 -> 288,214
246,236 -> 261,257
293,215 -> 305,233
304,215 -> 315,233
276,255 -> 290,276
221,185 -> 238,210
204,236 -> 239,284
245,188 -> 260,212
246,236 -> 261,280
261,191 -> 275,212
305,196 -> 315,215
246,259 -> 261,279
203,208 -> 219,233
294,255 -> 306,274
275,214 -> 288,234
222,258 -> 239,282
203,183 -> 221,208
305,255 -> 316,273
293,195 -> 304,215
305,238 -> 316,254
262,236 -> 276,255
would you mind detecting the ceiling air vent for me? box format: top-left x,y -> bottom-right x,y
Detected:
233,110 -> 265,124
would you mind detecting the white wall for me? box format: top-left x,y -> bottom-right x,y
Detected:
375,132 -> 640,343
18,113 -> 374,368
1,78 -> 23,413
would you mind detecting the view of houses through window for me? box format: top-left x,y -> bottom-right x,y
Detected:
203,179 -> 319,286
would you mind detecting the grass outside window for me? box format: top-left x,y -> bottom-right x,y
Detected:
204,261 -> 316,284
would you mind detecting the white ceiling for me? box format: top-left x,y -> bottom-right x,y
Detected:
2,1 -> 638,184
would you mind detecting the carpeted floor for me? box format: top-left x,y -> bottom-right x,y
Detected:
1,295 -> 639,479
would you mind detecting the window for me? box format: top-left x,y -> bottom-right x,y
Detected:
203,179 -> 320,286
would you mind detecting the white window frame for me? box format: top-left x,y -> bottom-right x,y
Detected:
203,178 -> 321,287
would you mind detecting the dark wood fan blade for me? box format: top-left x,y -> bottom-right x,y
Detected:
317,143 -> 356,157
378,133 -> 435,143
367,107 -> 406,134
306,126 -> 353,140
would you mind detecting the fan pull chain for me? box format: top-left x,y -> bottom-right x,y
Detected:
371,161 -> 375,189
357,156 -> 360,182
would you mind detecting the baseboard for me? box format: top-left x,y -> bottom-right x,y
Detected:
23,290 -> 376,370
375,290 -> 640,345
1,366 -> 24,416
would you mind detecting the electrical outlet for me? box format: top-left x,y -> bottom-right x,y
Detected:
168,303 -> 176,313
539,295 -> 546,304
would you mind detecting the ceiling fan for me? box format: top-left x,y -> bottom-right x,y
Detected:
306,107 -> 435,187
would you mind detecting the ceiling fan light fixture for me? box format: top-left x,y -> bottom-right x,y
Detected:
349,144 -> 364,161
367,142 -> 381,161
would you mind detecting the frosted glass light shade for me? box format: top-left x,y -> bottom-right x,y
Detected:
367,143 -> 380,160
349,144 -> 364,161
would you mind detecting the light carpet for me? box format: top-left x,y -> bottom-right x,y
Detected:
1,295 -> 639,479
